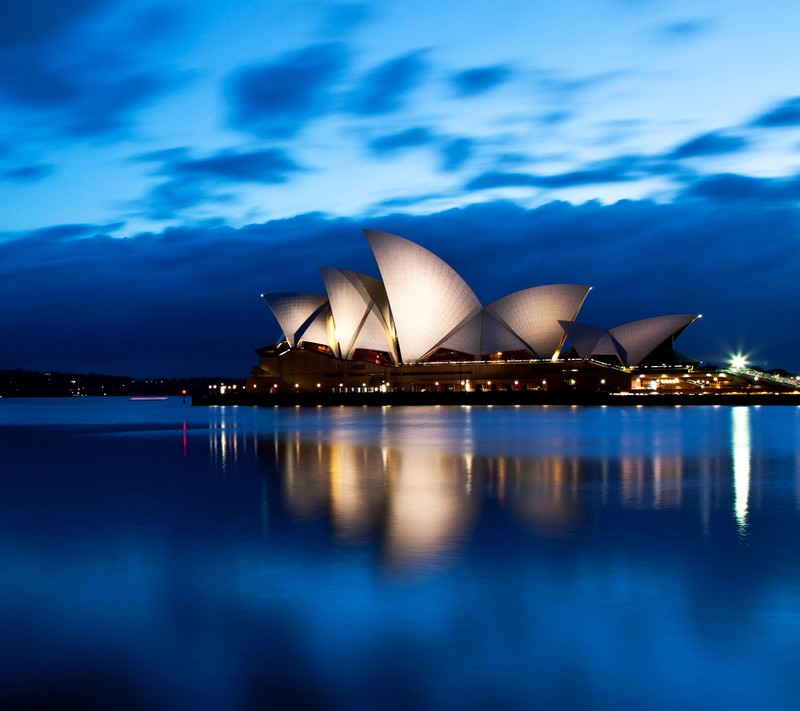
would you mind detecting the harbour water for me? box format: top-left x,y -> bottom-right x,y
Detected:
1,398 -> 799,709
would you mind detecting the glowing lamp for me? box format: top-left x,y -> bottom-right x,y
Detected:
731,355 -> 747,369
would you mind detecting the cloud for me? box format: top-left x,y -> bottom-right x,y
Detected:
533,69 -> 627,102
524,69 -> 628,127
166,149 -> 299,183
451,65 -> 512,97
669,131 -> 750,159
494,152 -> 535,168
0,2 -> 187,141
466,149 -> 800,211
371,192 -> 455,210
322,3 -> 371,34
0,215 -> 372,376
348,51 -> 427,115
69,73 -> 178,138
227,43 -> 348,139
441,138 -> 473,171
138,147 -> 299,220
682,172 -> 800,202
465,156 -> 650,190
465,172 -> 540,190
1,163 -> 53,182
651,18 -> 715,43
751,96 -> 800,128
367,129 -> 475,173
0,0 -> 104,49
10,222 -> 124,241
538,110 -> 573,126
368,127 -> 436,156
603,0 -> 658,7
142,181 -> 217,221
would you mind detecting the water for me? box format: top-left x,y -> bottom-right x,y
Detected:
2,398 -> 800,709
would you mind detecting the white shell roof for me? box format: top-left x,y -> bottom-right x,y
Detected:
558,321 -> 606,358
364,229 -> 482,362
610,314 -> 699,366
591,332 -> 626,363
486,284 -> 590,359
321,268 -> 396,360
356,270 -> 399,360
439,311 -> 529,357
561,314 -> 699,365
297,304 -> 334,350
261,292 -> 328,348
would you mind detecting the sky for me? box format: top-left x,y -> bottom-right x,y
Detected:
1,0 -> 800,377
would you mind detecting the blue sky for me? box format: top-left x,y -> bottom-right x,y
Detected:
2,0 -> 800,376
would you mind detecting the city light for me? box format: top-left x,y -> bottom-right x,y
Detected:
730,354 -> 747,369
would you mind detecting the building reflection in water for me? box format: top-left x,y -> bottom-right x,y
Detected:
278,424 -> 479,567
269,432 -> 721,565
208,420 -> 239,472
206,407 -> 252,474
251,429 -> 671,565
199,405 -> 781,566
619,454 -> 685,510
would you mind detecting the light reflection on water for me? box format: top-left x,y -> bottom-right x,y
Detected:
238,405 -> 798,568
2,399 -> 800,709
732,406 -> 751,535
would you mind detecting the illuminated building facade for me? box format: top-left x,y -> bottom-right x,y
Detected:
248,229 -> 703,394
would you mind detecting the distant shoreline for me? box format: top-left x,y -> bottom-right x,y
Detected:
193,391 -> 800,408
0,369 -> 244,398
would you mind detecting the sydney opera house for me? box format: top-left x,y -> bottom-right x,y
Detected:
246,229 -> 702,395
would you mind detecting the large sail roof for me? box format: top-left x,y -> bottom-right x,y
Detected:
261,293 -> 328,348
560,314 -> 700,365
439,311 -> 529,357
610,314 -> 700,366
486,284 -> 591,359
364,229 -> 482,363
320,268 -> 397,361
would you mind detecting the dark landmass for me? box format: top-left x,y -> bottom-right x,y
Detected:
0,369 -> 244,398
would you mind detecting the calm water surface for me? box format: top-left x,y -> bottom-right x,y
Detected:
1,398 -> 799,709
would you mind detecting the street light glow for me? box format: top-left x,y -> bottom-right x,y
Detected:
731,354 -> 747,369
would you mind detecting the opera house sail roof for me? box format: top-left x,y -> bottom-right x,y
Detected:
261,229 -> 700,368
559,314 -> 701,366
320,268 -> 398,362
485,284 -> 591,359
260,293 -> 328,349
364,229 -> 483,363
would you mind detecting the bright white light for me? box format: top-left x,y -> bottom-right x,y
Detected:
731,354 -> 747,369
